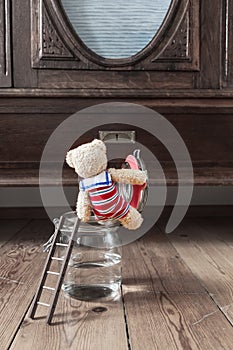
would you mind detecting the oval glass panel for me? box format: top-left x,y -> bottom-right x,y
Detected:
61,0 -> 172,59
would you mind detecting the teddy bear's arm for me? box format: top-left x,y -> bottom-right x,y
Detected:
76,190 -> 91,222
108,168 -> 147,185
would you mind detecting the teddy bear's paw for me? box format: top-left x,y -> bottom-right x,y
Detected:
135,170 -> 147,185
120,207 -> 143,230
76,204 -> 91,222
108,168 -> 147,185
76,211 -> 90,222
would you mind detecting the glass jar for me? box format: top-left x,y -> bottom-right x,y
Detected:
53,211 -> 122,301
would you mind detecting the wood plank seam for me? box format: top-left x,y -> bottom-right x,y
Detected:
120,285 -> 132,350
6,294 -> 38,350
160,220 -> 233,329
152,225 -> 208,294
0,219 -> 32,250
207,293 -> 233,327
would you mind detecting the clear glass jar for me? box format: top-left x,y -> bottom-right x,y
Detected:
53,211 -> 122,301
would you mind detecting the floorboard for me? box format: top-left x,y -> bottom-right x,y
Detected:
0,219 -> 53,350
6,221 -> 128,350
122,227 -> 204,294
10,294 -> 128,350
0,217 -> 232,350
191,217 -> 233,323
0,219 -> 29,248
122,224 -> 233,350
159,217 -> 233,325
123,290 -> 233,350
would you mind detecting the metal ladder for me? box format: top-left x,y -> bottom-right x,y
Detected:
29,215 -> 80,325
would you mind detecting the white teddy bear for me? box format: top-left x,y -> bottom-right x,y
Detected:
66,139 -> 147,230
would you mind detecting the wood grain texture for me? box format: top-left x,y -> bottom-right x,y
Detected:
1,206 -> 233,221
0,219 -> 52,283
0,219 -> 29,247
0,107 -> 232,187
10,295 -> 128,350
0,0 -> 11,87
0,280 -> 36,350
0,92 -> 232,188
0,218 -> 233,349
2,89 -> 233,98
10,0 -> 225,91
32,0 -> 199,72
122,228 -> 205,294
13,0 -> 37,87
225,0 -> 233,86
0,165 -> 233,187
196,0 -> 222,88
122,225 -> 233,350
191,217 -> 233,323
1,219 -> 127,350
2,96 -> 233,113
0,219 -> 53,350
160,217 -> 233,324
38,70 -> 194,89
0,111 -> 232,164
123,290 -> 233,350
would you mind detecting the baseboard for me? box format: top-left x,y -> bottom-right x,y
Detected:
0,206 -> 232,220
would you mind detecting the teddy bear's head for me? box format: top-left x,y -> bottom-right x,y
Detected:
66,139 -> 108,178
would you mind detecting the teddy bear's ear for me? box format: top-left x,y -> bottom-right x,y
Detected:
92,139 -> 106,152
66,150 -> 75,168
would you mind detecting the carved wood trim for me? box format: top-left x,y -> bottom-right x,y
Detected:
3,87 -> 233,98
156,9 -> 190,60
2,87 -> 233,99
31,0 -> 81,69
148,0 -> 199,71
0,0 -> 11,87
42,3 -> 73,59
31,0 -> 199,71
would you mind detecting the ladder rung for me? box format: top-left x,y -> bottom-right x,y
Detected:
29,216 -> 80,325
51,257 -> 64,261
47,271 -> 60,276
43,286 -> 55,291
37,302 -> 50,307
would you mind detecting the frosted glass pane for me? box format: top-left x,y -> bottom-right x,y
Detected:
61,0 -> 172,59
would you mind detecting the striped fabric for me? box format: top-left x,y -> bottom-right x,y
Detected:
79,171 -> 111,191
80,171 -> 130,220
61,0 -> 172,59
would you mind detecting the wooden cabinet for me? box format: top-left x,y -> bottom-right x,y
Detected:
10,0 -> 231,92
13,0 -> 201,91
0,0 -> 232,188
0,0 -> 11,87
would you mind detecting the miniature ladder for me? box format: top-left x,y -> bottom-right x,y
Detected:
29,215 -> 80,325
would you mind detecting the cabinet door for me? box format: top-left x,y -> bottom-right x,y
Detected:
24,0 -> 199,92
0,0 -> 11,87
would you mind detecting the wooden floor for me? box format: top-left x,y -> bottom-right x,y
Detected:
0,216 -> 233,350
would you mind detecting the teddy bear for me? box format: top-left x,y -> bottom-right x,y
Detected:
66,139 -> 147,230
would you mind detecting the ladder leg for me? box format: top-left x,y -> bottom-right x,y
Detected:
46,216 -> 80,324
29,215 -> 65,319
